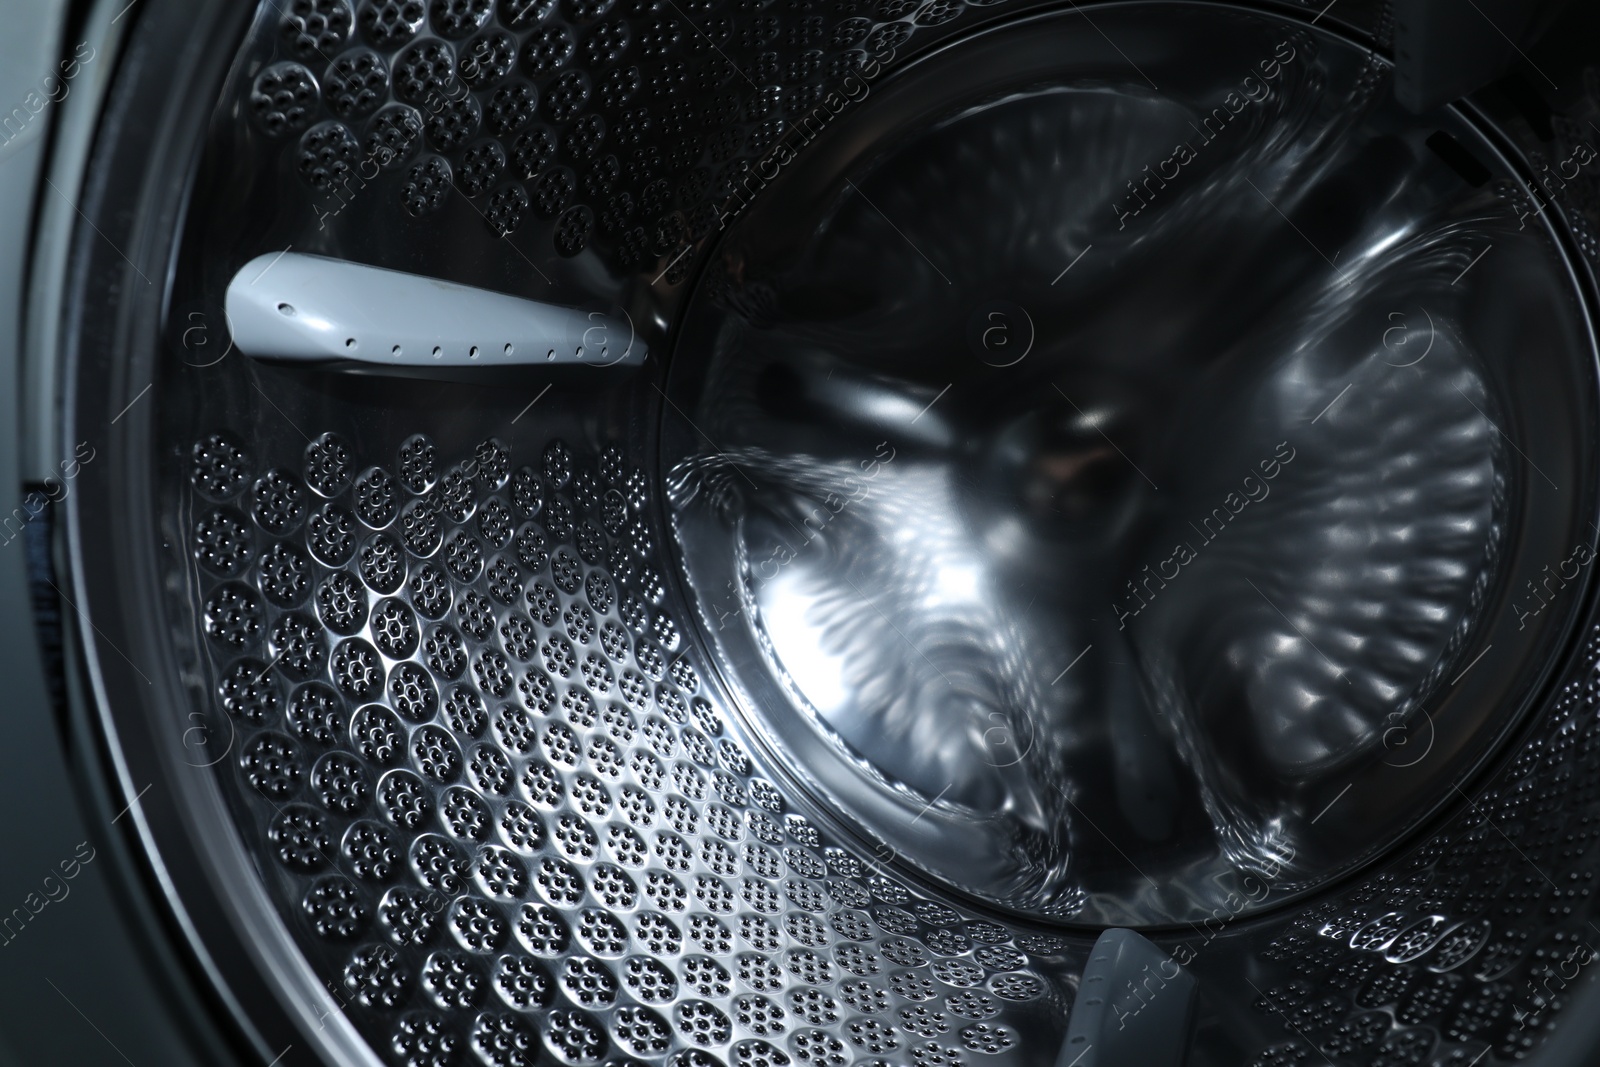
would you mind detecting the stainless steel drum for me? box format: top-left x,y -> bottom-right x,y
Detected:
13,0 -> 1600,1065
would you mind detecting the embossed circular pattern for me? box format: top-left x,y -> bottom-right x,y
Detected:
187,440 -> 1600,1064
185,0 -> 1600,1062
242,0 -> 1003,271
1241,651 -> 1600,1066
188,430 -> 1071,1067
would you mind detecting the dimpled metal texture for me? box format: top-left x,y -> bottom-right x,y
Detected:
237,0 -> 1400,277
1214,640 -> 1600,1067
187,428 -> 1076,1066
185,429 -> 1600,1067
168,2 -> 1600,1066
649,14 -> 1600,1063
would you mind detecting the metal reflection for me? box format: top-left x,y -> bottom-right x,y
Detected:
663,7 -> 1596,925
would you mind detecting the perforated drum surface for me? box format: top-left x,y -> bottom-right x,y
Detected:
173,416 -> 1600,1067
56,0 -> 1600,1065
183,417 -> 1096,1066
171,426 -> 1600,1067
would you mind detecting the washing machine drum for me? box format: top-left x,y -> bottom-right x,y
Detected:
53,0 -> 1600,1064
